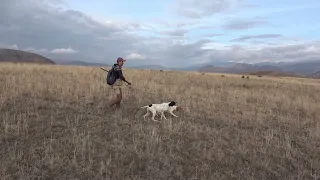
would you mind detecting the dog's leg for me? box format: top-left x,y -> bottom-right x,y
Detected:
168,109 -> 179,118
164,113 -> 168,120
150,109 -> 158,121
161,112 -> 167,120
143,109 -> 150,120
169,112 -> 178,117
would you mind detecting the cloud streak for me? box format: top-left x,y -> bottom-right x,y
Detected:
223,18 -> 269,30
51,47 -> 78,54
231,34 -> 282,42
175,0 -> 243,18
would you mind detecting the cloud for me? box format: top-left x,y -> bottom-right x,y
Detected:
162,29 -> 188,37
202,41 -> 320,63
0,43 -> 19,50
231,34 -> 282,42
21,47 -> 77,54
51,47 -> 77,54
175,0 -> 244,19
202,33 -> 224,37
0,0 -> 143,61
125,53 -> 146,60
24,47 -> 49,53
0,0 -> 320,68
223,18 -> 268,30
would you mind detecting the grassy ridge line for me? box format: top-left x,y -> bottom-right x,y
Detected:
0,63 -> 319,179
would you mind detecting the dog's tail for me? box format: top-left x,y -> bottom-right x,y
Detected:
141,106 -> 149,109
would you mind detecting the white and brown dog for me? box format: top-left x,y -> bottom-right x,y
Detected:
141,101 -> 183,121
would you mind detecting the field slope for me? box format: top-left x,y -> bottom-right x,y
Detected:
0,63 -> 319,179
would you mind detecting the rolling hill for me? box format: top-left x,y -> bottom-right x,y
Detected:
0,49 -> 55,64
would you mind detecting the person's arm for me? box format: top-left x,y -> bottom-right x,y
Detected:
119,70 -> 131,85
114,65 -> 131,85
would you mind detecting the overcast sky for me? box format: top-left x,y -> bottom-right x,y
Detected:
1,0 -> 320,67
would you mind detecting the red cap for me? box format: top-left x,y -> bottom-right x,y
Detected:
117,57 -> 126,62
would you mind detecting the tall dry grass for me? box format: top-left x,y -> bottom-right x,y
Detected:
0,63 -> 319,180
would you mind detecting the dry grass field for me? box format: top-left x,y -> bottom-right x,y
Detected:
1,63 -> 320,180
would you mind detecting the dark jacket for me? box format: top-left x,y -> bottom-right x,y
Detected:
112,64 -> 126,81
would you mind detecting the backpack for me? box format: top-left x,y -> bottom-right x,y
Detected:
106,67 -> 116,85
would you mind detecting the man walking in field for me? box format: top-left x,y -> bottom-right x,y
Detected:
108,57 -> 131,109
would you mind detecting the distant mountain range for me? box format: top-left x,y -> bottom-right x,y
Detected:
198,61 -> 320,77
1,48 -> 320,78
